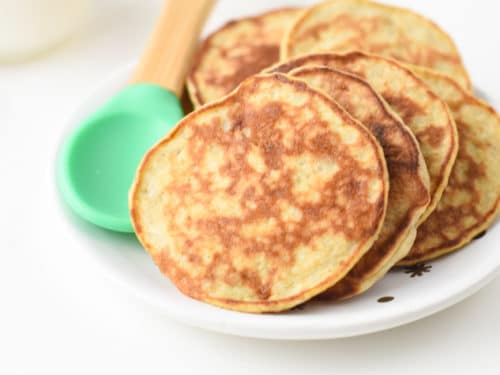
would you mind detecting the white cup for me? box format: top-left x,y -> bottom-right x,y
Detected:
0,0 -> 90,62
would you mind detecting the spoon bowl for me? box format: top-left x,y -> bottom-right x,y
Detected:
57,84 -> 183,232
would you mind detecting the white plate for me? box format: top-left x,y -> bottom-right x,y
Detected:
58,62 -> 500,340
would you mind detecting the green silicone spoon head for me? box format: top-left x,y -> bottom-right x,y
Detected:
57,83 -> 184,232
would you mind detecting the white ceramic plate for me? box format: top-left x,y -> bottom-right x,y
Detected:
59,62 -> 500,340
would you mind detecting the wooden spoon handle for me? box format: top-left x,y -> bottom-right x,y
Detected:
131,0 -> 216,97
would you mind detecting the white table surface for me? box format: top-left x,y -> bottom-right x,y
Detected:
1,0 -> 499,373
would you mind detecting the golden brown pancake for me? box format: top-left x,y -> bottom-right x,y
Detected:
281,0 -> 472,91
187,8 -> 301,107
269,51 -> 458,223
130,73 -> 389,312
288,66 -> 429,300
399,68 -> 500,265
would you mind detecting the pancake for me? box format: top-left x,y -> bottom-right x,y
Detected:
130,73 -> 389,312
288,66 -> 429,300
281,0 -> 472,91
187,8 -> 301,107
269,52 -> 458,223
399,68 -> 500,265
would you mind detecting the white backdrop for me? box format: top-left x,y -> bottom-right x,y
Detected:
1,0 -> 499,374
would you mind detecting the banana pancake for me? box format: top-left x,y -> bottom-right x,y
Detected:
187,8 -> 301,107
400,68 -> 500,265
269,52 -> 458,223
288,66 -> 429,300
130,73 -> 389,312
281,0 -> 472,91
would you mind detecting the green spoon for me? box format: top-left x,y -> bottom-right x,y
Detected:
57,0 -> 215,232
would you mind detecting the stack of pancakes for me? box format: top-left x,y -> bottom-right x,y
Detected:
130,0 -> 500,312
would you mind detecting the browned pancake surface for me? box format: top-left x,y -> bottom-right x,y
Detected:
281,0 -> 471,90
131,74 -> 388,312
187,8 -> 301,107
269,52 -> 458,223
400,68 -> 500,264
289,66 -> 429,299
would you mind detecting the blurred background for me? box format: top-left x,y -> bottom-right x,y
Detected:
1,1 -> 499,374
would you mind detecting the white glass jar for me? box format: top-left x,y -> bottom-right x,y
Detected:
0,0 -> 90,62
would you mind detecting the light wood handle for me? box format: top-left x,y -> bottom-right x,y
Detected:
131,0 -> 216,97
